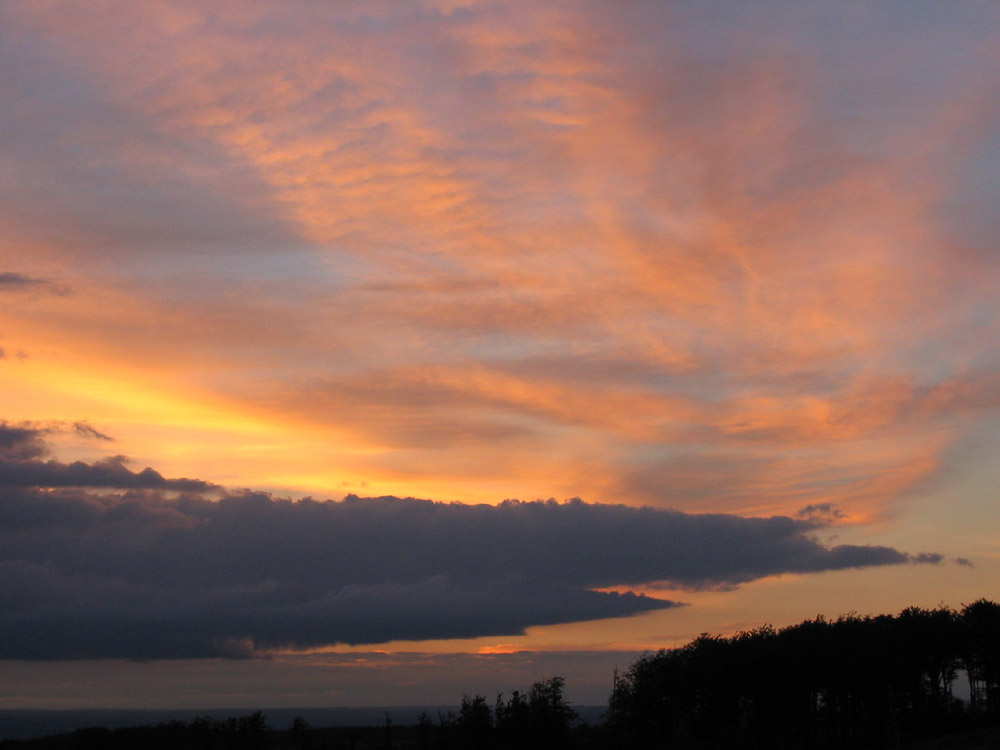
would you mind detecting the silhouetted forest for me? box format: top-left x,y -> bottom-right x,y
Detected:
3,600 -> 999,750
607,599 -> 1000,749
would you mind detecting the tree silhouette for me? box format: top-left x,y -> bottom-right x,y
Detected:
527,676 -> 577,748
962,598 -> 1000,716
457,694 -> 493,748
495,689 -> 530,747
608,602 -> 1000,749
291,716 -> 313,750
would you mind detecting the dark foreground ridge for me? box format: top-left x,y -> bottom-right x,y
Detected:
607,599 -> 1000,749
3,599 -> 999,749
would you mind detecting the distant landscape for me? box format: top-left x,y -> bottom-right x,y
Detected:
3,600 -> 998,749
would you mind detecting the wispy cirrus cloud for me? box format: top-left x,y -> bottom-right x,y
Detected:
1,1 -> 999,522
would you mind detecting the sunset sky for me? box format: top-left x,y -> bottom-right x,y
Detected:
2,1 -> 999,710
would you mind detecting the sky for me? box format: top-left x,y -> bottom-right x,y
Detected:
1,0 -> 999,711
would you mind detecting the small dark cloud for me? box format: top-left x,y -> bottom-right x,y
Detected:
73,421 -> 113,442
0,272 -> 42,289
953,557 -> 974,568
0,272 -> 69,296
911,552 -> 944,564
796,503 -> 845,525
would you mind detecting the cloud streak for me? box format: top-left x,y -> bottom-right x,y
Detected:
0,273 -> 46,290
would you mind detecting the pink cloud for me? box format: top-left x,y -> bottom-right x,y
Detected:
2,0 -> 999,524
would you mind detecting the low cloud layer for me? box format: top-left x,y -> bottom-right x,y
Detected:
0,425 -> 936,660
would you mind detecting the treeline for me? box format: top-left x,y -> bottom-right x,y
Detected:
608,599 -> 1000,749
4,600 -> 1000,749
438,676 -> 583,749
0,680 -> 583,750
0,712 -> 273,750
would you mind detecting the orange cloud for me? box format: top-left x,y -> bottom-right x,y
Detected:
2,0 -> 999,527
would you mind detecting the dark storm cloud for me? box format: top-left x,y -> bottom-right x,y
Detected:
0,434 -> 934,658
0,488 -> 681,659
0,453 -> 214,492
0,423 -> 49,460
0,422 -> 211,491
0,555 -> 668,660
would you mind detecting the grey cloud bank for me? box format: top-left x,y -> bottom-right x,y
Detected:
0,424 -> 934,659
